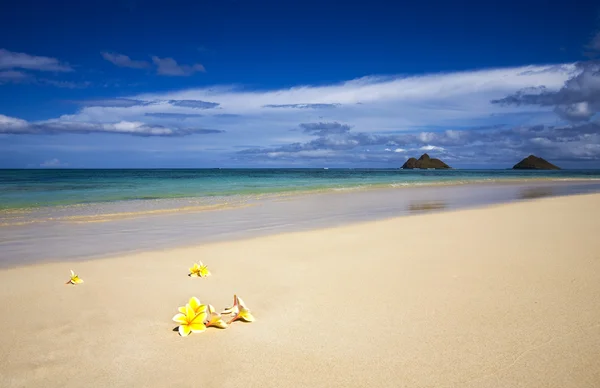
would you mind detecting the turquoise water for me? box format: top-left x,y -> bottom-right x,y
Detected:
1,168 -> 600,210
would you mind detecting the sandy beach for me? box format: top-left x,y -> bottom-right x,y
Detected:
1,193 -> 599,387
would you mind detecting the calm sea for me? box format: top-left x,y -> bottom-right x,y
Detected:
2,168 -> 600,210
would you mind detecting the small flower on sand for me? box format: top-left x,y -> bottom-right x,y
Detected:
173,304 -> 208,337
178,296 -> 207,315
189,262 -> 211,278
66,270 -> 84,285
205,305 -> 228,329
222,295 -> 255,323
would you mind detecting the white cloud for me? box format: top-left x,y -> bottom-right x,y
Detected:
100,51 -> 206,76
420,145 -> 445,151
152,56 -> 205,76
238,120 -> 600,165
493,62 -> 600,122
0,114 -> 224,136
0,48 -> 72,72
130,63 -> 574,116
55,63 -> 575,145
5,62 -> 597,166
101,52 -> 150,69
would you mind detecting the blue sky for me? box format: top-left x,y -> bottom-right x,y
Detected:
1,0 -> 600,168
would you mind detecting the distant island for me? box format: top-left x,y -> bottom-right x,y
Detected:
512,155 -> 560,170
401,154 -> 451,169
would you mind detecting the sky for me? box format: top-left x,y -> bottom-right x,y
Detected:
1,0 -> 600,168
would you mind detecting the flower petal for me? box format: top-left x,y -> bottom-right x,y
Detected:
207,313 -> 228,329
189,322 -> 206,333
222,295 -> 238,314
236,296 -> 247,309
172,313 -> 187,324
199,265 -> 210,277
233,309 -> 254,322
191,311 -> 208,324
185,305 -> 196,321
189,297 -> 201,311
178,324 -> 191,337
237,309 -> 255,322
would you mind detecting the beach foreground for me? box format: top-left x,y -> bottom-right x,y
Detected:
1,195 -> 599,388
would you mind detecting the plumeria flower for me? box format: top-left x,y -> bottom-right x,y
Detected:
222,295 -> 255,323
66,270 -> 84,285
178,297 -> 207,315
172,304 -> 208,337
205,304 -> 228,329
189,262 -> 211,277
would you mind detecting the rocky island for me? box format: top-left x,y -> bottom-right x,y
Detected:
401,153 -> 451,169
512,155 -> 560,170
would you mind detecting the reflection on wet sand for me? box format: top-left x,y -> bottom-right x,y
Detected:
2,181 -> 599,267
408,201 -> 447,213
518,187 -> 555,200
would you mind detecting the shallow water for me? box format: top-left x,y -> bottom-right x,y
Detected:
2,168 -> 600,210
1,179 -> 599,268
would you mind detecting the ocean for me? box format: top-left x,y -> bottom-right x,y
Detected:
2,168 -> 600,210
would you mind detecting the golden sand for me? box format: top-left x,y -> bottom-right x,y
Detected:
1,194 -> 599,387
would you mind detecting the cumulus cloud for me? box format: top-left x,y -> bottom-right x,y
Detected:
492,61 -> 600,122
238,118 -> 600,164
0,114 -> 224,137
6,62 -> 597,166
152,56 -> 205,76
0,48 -> 72,72
101,52 -> 150,69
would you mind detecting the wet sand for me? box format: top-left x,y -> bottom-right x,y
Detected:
1,179 -> 600,267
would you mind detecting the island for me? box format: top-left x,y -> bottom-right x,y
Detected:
401,153 -> 452,169
512,155 -> 560,170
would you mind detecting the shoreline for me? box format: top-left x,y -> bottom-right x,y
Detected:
1,180 -> 600,268
2,177 -> 599,226
1,194 -> 599,387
